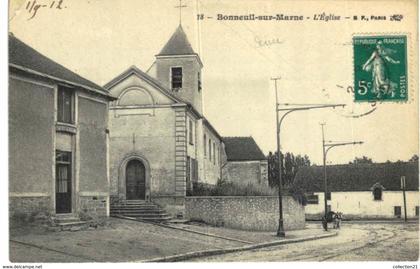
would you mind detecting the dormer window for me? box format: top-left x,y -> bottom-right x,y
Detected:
371,183 -> 384,201
373,187 -> 382,200
171,67 -> 182,91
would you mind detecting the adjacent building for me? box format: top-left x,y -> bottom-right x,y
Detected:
9,34 -> 115,220
294,162 -> 419,219
222,137 -> 268,186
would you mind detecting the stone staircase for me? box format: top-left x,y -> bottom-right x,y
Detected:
110,200 -> 172,222
50,214 -> 90,231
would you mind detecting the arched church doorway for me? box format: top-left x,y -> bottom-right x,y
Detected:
125,159 -> 146,200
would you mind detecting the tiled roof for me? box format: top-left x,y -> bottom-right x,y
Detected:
157,25 -> 196,56
223,137 -> 266,161
294,162 -> 419,192
9,34 -> 107,94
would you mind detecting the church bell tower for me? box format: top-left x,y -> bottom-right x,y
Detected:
152,25 -> 204,114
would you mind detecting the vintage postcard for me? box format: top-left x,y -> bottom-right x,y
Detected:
3,0 -> 419,267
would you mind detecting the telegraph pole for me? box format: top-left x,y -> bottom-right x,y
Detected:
321,123 -> 328,221
271,77 -> 345,237
271,77 -> 285,237
321,123 -> 363,230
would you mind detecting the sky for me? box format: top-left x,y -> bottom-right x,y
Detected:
8,0 -> 419,165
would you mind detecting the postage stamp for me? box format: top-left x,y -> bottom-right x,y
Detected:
353,35 -> 407,102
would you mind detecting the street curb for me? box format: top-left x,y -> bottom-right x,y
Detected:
137,231 -> 339,262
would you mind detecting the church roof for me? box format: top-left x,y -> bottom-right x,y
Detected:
223,137 -> 267,162
103,65 -> 202,118
9,34 -> 111,97
157,25 -> 197,56
294,162 -> 419,192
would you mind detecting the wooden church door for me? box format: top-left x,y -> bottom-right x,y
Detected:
126,160 -> 146,200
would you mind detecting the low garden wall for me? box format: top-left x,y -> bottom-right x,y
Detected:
185,196 -> 305,231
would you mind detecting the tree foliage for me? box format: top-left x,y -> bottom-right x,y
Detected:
349,156 -> 373,164
409,154 -> 419,162
267,151 -> 311,188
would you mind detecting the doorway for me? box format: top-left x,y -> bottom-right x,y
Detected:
56,150 -> 72,213
126,159 -> 146,200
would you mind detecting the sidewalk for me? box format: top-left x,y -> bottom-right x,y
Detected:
10,218 -> 336,262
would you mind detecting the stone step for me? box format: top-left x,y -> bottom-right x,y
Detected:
111,211 -> 167,216
110,208 -> 164,212
136,216 -> 172,222
55,218 -> 82,224
124,200 -> 149,204
111,213 -> 169,218
111,205 -> 159,209
49,221 -> 90,232
55,213 -> 78,219
111,202 -> 172,223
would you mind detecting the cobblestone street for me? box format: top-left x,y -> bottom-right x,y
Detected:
189,222 -> 419,262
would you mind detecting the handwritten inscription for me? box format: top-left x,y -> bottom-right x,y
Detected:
25,0 -> 66,20
255,36 -> 283,48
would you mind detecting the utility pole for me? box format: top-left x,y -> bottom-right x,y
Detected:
401,176 -> 407,222
271,77 -> 345,237
271,77 -> 285,237
321,123 -> 363,230
321,123 -> 328,222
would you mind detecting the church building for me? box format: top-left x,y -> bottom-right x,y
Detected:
105,25 -> 224,215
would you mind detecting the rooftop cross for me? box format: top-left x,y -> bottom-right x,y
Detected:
175,0 -> 187,25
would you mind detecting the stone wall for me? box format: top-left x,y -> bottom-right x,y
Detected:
79,195 -> 108,218
9,196 -> 51,221
152,196 -> 185,217
185,196 -> 305,231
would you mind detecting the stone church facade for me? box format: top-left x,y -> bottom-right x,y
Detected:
9,25 -> 269,222
105,25 -> 224,215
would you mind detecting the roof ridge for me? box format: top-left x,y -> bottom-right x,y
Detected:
9,34 -> 105,93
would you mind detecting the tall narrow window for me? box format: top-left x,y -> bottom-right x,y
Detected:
186,156 -> 191,192
213,142 -> 216,165
203,134 -> 207,157
209,139 -> 212,161
57,86 -> 74,124
189,120 -> 194,145
171,67 -> 182,90
198,71 -> 202,91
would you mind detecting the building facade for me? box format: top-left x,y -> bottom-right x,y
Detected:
222,137 -> 268,186
294,162 -> 419,220
9,35 -> 115,221
105,25 -> 223,215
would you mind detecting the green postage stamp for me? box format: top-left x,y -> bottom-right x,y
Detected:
353,35 -> 407,102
